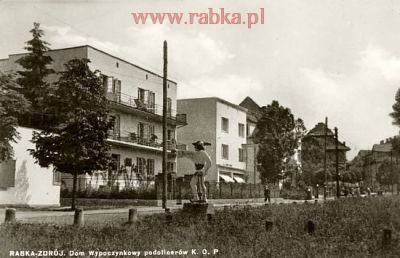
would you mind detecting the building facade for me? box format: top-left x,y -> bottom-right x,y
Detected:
0,45 -> 186,191
177,97 -> 247,183
239,97 -> 262,184
301,122 -> 351,186
0,127 -> 61,206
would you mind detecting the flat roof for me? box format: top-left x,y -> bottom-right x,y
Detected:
178,97 -> 248,112
5,45 -> 177,84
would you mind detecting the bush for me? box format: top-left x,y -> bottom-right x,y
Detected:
60,187 -> 156,200
280,188 -> 307,200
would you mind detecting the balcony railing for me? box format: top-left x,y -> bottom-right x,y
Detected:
108,132 -> 176,151
106,92 -> 186,124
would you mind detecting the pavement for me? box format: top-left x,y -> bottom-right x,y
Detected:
0,197 -> 331,225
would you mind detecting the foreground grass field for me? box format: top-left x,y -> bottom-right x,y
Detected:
1,197 -> 399,258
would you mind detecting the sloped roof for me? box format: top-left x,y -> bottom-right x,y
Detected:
357,150 -> 371,157
326,143 -> 351,151
304,122 -> 350,152
239,97 -> 262,122
305,122 -> 334,137
372,143 -> 392,153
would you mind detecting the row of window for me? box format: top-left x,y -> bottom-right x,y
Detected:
221,117 -> 245,137
221,145 -> 245,162
110,154 -> 175,176
102,75 -> 172,113
109,115 -> 175,141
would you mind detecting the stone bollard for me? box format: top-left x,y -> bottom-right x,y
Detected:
4,208 -> 16,223
165,208 -> 172,224
265,220 -> 273,232
382,228 -> 392,247
307,220 -> 315,235
128,208 -> 138,225
207,204 -> 215,224
73,208 -> 84,227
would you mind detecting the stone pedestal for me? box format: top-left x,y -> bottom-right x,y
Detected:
182,203 -> 215,220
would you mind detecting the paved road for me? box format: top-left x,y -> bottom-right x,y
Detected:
0,197 -> 330,225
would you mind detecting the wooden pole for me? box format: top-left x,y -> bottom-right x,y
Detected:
73,208 -> 84,227
162,41 -> 168,209
128,208 -> 138,224
335,127 -> 340,198
324,117 -> 328,200
4,208 -> 16,223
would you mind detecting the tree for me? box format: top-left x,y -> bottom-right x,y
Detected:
0,73 -> 30,162
253,100 -> 306,184
345,153 -> 368,184
30,59 -> 114,209
16,22 -> 54,129
376,159 -> 398,188
300,136 -> 328,186
390,88 -> 400,126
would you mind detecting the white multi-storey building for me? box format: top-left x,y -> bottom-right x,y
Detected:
0,45 -> 186,193
177,97 -> 247,183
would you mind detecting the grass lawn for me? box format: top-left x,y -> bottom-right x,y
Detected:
1,196 -> 399,257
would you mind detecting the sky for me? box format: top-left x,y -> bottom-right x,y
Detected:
1,0 -> 400,159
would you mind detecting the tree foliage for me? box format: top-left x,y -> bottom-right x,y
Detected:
300,136 -> 329,186
254,100 -> 305,184
16,22 -> 54,129
376,159 -> 398,186
390,88 -> 400,127
0,73 -> 30,162
30,58 -> 114,209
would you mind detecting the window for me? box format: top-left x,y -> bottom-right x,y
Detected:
137,122 -> 145,139
167,162 -> 175,173
147,159 -> 155,177
138,88 -> 147,103
110,154 -> 121,171
111,115 -> 120,138
222,144 -> 229,159
124,158 -> 132,167
53,171 -> 61,186
167,129 -> 175,141
239,148 -> 245,162
137,157 -> 146,176
138,122 -> 155,140
167,97 -> 172,117
112,79 -> 121,102
149,125 -> 155,138
238,123 -> 245,137
102,75 -> 114,93
148,92 -> 155,113
222,117 -> 229,132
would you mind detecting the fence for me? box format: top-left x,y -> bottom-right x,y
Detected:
60,178 -> 156,199
155,175 -> 280,200
61,175 -> 280,200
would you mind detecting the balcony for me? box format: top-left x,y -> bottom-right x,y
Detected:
108,132 -> 177,152
106,92 -> 187,125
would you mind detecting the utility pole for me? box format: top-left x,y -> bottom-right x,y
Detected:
335,127 -> 340,198
391,150 -> 393,194
254,144 -> 257,186
323,117 -> 328,200
162,40 -> 168,209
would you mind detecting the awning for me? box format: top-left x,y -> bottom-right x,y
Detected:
219,174 -> 235,183
233,176 -> 245,183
